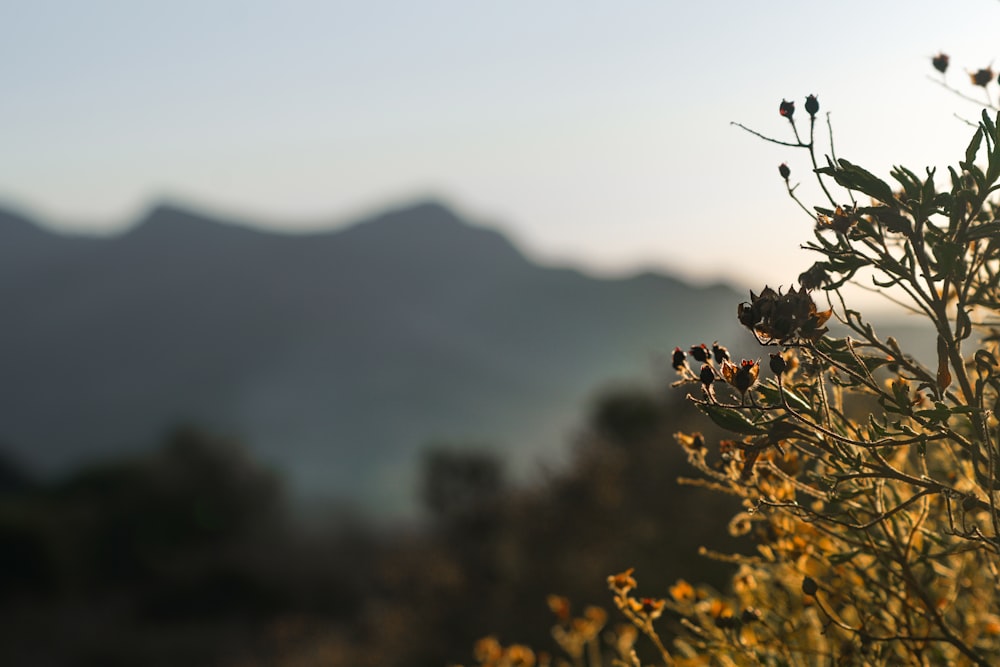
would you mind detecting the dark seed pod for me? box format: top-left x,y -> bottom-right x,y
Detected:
971,67 -> 994,87
769,352 -> 787,376
932,53 -> 949,74
712,342 -> 730,364
690,344 -> 711,363
672,346 -> 686,370
779,163 -> 791,180
804,94 -> 819,118
699,364 -> 715,387
802,576 -> 818,596
779,99 -> 795,119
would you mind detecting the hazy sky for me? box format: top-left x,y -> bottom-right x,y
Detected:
4,1 -> 999,301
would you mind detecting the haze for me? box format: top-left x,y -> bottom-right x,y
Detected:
3,0 -> 997,296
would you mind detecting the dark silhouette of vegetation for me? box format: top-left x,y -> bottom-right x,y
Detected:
0,383 -> 743,666
460,69 -> 1000,667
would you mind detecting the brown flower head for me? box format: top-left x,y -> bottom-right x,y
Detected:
722,359 -> 759,394
798,262 -> 829,290
971,66 -> 994,87
932,53 -> 949,74
817,205 -> 858,234
738,285 -> 831,343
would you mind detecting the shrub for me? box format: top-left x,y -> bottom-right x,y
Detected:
462,84 -> 1000,666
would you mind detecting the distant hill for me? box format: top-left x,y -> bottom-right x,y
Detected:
0,200 -> 749,517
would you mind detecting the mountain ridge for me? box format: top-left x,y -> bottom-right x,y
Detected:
0,199 -> 747,517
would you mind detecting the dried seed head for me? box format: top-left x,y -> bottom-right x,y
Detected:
804,94 -> 819,118
932,52 -> 949,73
971,66 -> 994,87
802,576 -> 818,597
712,341 -> 730,364
671,346 -> 686,370
769,352 -> 787,376
779,162 -> 791,180
690,343 -> 711,363
779,99 -> 795,119
722,359 -> 759,394
699,363 -> 715,387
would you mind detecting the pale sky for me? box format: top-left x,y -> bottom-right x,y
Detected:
3,1 -> 998,306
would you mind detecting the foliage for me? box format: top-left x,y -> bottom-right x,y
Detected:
462,85 -> 1000,666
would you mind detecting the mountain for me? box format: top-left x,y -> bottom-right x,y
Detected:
0,200 -> 747,517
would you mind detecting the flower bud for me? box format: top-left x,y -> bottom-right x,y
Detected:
932,53 -> 949,74
779,99 -> 795,119
672,346 -> 686,370
699,364 -> 715,387
769,352 -> 787,376
802,576 -> 818,596
805,94 -> 819,118
779,163 -> 790,180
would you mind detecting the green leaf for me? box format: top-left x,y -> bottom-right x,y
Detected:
817,159 -> 895,204
965,126 -> 984,166
697,404 -> 765,435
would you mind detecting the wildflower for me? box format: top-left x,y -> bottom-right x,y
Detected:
676,431 -> 706,452
547,594 -> 571,623
722,359 -> 759,395
607,568 -> 637,595
669,579 -> 696,602
817,205 -> 857,234
779,99 -> 795,119
932,52 -> 949,74
474,636 -> 503,662
970,66 -> 994,87
728,512 -> 754,537
503,644 -> 536,667
779,162 -> 790,180
627,596 -> 665,621
805,94 -> 819,118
